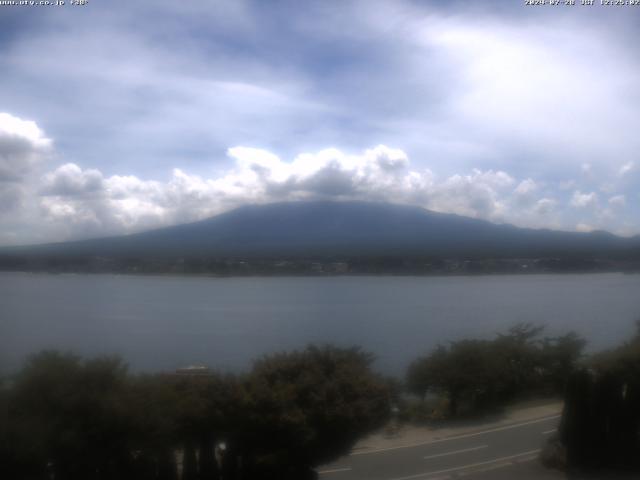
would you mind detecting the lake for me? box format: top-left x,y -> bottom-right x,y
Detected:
1,272 -> 639,376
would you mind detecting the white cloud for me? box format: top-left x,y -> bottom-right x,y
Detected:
515,179 -> 537,196
0,112 -> 637,244
534,198 -> 557,215
0,112 -> 52,216
0,183 -> 25,214
0,113 -> 51,149
0,112 -> 52,181
418,16 -> 640,172
427,169 -> 513,220
0,2 -> 638,244
28,145 -> 525,240
0,135 -> 634,244
559,180 -> 576,191
576,223 -> 595,233
41,163 -> 104,196
609,195 -> 626,207
570,190 -> 598,208
620,161 -> 635,176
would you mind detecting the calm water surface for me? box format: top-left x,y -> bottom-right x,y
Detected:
1,272 -> 639,375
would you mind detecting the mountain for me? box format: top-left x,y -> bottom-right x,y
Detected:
2,201 -> 639,261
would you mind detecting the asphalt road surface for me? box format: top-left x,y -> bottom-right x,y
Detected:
318,415 -> 562,480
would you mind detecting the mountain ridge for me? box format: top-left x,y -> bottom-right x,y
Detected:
2,200 -> 639,260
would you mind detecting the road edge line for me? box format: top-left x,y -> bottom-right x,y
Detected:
350,414 -> 561,456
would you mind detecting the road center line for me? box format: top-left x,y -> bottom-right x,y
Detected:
388,449 -> 541,480
318,467 -> 352,475
542,429 -> 556,435
350,414 -> 560,456
423,445 -> 488,460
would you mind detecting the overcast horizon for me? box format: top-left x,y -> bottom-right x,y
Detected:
1,0 -> 639,246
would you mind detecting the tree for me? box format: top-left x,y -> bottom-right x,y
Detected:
540,332 -> 586,394
9,351 -> 133,480
406,345 -> 446,401
240,345 -> 390,478
2,345 -> 393,479
407,324 -> 586,418
125,374 -> 181,480
494,323 -> 545,396
408,339 -> 510,415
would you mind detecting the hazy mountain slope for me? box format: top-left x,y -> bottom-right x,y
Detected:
3,201 -> 639,258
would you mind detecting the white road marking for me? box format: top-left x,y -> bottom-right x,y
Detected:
542,429 -> 556,435
318,467 -> 352,475
387,449 -> 541,480
350,415 -> 560,456
456,453 -> 538,477
423,445 -> 488,460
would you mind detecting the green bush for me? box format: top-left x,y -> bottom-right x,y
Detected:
406,324 -> 585,417
0,345 -> 389,480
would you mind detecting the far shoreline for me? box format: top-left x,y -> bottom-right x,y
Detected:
1,268 -> 638,280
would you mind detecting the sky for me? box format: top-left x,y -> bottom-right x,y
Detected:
0,0 -> 639,245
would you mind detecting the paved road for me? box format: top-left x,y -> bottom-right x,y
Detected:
318,415 -> 562,480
